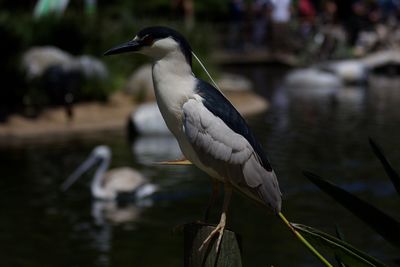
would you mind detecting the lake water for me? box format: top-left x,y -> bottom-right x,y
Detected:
1,65 -> 399,266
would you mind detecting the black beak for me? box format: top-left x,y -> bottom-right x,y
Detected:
104,40 -> 142,56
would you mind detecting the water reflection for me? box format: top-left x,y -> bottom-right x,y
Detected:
368,75 -> 400,125
92,201 -> 143,226
131,135 -> 183,165
90,201 -> 144,266
2,67 -> 400,266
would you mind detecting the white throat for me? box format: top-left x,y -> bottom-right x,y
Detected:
151,49 -> 196,136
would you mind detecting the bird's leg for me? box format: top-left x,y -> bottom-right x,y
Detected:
203,180 -> 220,222
199,183 -> 232,253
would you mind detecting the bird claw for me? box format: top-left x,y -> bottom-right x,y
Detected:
198,220 -> 226,253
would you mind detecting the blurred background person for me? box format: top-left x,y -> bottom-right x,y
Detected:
171,0 -> 195,30
270,0 -> 292,53
297,0 -> 317,39
227,0 -> 246,50
251,0 -> 273,49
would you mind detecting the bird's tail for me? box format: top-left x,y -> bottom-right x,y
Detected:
278,212 -> 333,267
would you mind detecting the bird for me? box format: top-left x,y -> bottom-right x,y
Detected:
104,26 -> 282,251
61,145 -> 157,201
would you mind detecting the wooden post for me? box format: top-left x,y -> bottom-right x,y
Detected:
184,222 -> 242,267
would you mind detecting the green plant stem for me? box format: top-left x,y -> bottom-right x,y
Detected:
279,212 -> 333,267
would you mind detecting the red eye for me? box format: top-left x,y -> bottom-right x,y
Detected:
142,35 -> 154,46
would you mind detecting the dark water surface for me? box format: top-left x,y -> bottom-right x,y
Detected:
1,66 -> 400,266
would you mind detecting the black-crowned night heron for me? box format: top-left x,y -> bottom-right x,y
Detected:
104,26 -> 282,251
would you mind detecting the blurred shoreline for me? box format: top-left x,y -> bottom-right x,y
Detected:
0,90 -> 268,147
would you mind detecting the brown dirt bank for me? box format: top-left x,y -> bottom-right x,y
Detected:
0,91 -> 268,147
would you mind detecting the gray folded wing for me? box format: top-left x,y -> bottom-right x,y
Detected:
183,98 -> 281,213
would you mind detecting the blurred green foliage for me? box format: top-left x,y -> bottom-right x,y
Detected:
0,1 -> 218,120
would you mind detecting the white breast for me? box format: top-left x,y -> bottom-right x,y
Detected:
150,50 -> 221,179
151,51 -> 196,136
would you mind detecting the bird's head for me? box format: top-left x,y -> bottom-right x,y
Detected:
92,145 -> 111,160
60,145 -> 111,191
104,26 -> 192,66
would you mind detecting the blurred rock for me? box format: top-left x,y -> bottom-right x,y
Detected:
22,46 -> 108,81
128,102 -> 170,136
320,60 -> 368,85
74,55 -> 108,81
21,46 -> 109,119
124,64 -> 253,101
362,50 -> 400,76
287,50 -> 400,91
286,58 -> 370,88
22,46 -> 74,80
285,68 -> 342,88
124,64 -> 155,101
216,73 -> 253,92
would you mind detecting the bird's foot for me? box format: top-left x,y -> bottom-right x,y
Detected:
198,213 -> 226,253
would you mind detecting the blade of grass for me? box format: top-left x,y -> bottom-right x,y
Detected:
335,225 -> 347,267
279,212 -> 334,267
293,224 -> 387,267
303,171 -> 400,247
369,138 -> 400,196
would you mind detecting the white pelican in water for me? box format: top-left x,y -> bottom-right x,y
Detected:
61,145 -> 157,201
